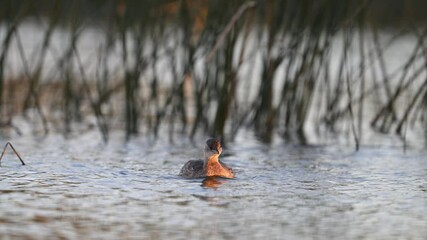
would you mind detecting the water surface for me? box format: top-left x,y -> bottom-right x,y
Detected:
0,134 -> 426,239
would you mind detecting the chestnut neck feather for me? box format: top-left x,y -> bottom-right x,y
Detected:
204,154 -> 219,168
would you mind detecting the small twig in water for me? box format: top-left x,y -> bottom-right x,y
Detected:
0,142 -> 26,166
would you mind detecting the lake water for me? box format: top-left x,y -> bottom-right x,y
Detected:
0,133 -> 426,239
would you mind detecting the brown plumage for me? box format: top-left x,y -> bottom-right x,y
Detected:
179,138 -> 235,179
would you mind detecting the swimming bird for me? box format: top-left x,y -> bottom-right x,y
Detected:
179,138 -> 235,179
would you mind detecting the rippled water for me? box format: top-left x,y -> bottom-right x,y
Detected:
0,133 -> 426,239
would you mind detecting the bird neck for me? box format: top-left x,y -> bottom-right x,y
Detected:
204,154 -> 219,168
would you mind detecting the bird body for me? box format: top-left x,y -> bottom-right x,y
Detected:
179,139 -> 235,179
179,159 -> 205,178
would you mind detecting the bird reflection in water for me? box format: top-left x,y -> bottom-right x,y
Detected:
202,177 -> 226,189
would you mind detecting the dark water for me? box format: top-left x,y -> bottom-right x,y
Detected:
0,133 -> 426,239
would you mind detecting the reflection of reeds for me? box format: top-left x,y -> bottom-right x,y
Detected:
0,1 -> 28,126
0,0 -> 426,148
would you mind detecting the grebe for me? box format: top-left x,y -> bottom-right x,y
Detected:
179,139 -> 235,179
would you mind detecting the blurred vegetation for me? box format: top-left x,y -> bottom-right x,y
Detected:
0,0 -> 426,147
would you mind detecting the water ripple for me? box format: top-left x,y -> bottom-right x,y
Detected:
0,136 -> 426,239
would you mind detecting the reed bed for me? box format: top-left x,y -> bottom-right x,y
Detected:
0,0 -> 426,148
